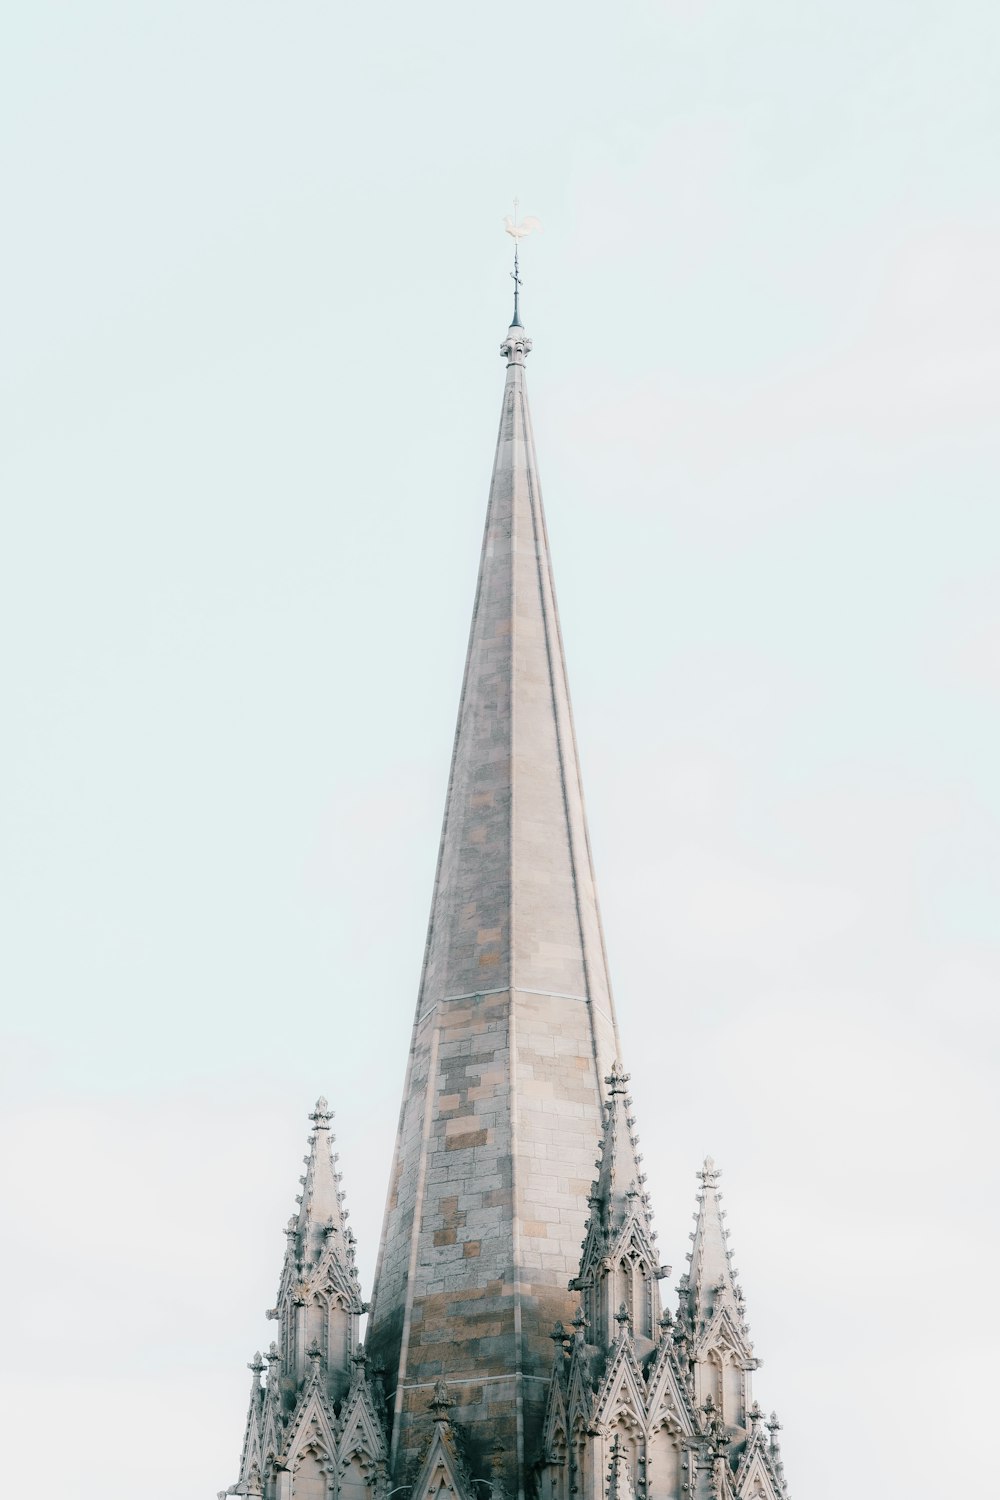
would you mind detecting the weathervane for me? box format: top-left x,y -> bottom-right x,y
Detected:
503,197 -> 541,327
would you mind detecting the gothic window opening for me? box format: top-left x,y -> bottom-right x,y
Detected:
339,1452 -> 369,1500
722,1355 -> 743,1428
292,1446 -> 328,1500
637,1263 -> 653,1338
549,1429 -> 568,1500
618,1261 -> 633,1327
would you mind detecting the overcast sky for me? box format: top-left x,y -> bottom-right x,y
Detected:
2,3 -> 998,1497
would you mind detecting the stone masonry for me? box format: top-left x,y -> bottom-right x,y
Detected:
365,317 -> 622,1492
222,294 -> 793,1500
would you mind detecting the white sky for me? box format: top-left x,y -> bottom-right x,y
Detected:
1,3 -> 998,1497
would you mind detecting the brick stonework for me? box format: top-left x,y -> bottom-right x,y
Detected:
366,332 -> 622,1493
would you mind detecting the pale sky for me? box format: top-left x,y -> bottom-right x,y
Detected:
1,4 -> 998,1497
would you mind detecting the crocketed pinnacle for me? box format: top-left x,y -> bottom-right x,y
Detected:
226,1099 -> 387,1499
681,1157 -> 749,1343
593,1062 -> 651,1236
283,1097 -> 357,1293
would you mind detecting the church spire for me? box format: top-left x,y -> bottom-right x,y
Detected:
223,245 -> 797,1500
367,271 -> 623,1496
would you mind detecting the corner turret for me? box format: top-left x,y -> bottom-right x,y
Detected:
223,1099 -> 387,1500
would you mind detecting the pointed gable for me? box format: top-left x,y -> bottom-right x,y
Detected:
236,1351 -> 267,1494
541,1338 -> 570,1461
644,1333 -> 699,1441
592,1332 -> 649,1430
338,1351 -> 389,1471
732,1416 -> 784,1500
565,1322 -> 597,1435
410,1385 -> 474,1500
279,1354 -> 339,1467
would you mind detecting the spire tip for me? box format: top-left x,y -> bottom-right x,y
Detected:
502,199 -> 541,337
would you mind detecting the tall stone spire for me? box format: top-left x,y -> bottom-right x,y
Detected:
366,300 -> 623,1495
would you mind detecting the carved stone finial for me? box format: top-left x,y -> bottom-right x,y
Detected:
248,1350 -> 266,1375
309,1096 -> 333,1128
429,1377 -> 454,1418
489,1438 -> 510,1500
604,1060 -> 630,1096
615,1301 -> 631,1334
697,1156 -> 721,1188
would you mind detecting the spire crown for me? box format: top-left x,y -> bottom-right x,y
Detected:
500,325 -> 532,366
697,1155 -> 721,1188
309,1096 -> 332,1128
605,1060 -> 630,1096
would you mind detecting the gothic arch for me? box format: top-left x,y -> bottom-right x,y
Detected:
541,1424 -> 569,1500
292,1442 -> 331,1500
337,1448 -> 373,1500
645,1416 -> 683,1500
609,1409 -> 644,1499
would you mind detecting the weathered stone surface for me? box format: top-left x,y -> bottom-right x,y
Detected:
366,323 -> 623,1493
222,300 -> 795,1500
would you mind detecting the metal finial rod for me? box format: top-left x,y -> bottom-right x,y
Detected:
503,196 -> 539,331
511,242 -> 523,327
